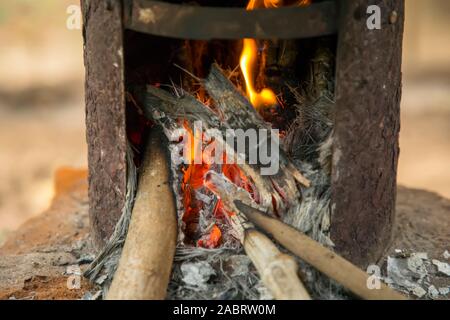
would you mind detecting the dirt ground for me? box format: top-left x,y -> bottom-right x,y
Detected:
0,168 -> 97,300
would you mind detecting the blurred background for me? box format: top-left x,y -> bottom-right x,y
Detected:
0,1 -> 449,242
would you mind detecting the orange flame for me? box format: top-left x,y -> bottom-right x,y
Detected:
181,122 -> 257,247
198,224 -> 222,248
240,0 -> 276,109
240,0 -> 311,109
240,38 -> 277,109
180,121 -> 211,242
181,0 -> 312,246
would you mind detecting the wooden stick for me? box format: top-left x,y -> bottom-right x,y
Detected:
107,129 -> 177,300
234,201 -> 407,300
204,171 -> 311,300
243,229 -> 311,300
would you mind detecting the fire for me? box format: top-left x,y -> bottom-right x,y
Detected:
240,0 -> 311,109
180,121 -> 212,242
240,38 -> 277,109
197,224 -> 222,248
180,0 -> 312,248
180,122 -> 258,248
240,0 -> 277,110
222,163 -> 255,197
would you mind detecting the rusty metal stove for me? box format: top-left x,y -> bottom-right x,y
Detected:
81,0 -> 404,267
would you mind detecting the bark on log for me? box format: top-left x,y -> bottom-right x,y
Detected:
107,129 -> 177,300
81,0 -> 127,248
244,229 -> 311,300
331,0 -> 404,267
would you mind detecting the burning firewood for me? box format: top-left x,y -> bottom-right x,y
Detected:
106,129 -> 177,300
138,64 -> 313,299
142,64 -> 309,217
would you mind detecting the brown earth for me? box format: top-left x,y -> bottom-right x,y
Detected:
0,276 -> 93,300
0,168 -> 97,300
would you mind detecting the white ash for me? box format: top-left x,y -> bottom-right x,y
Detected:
428,285 -> 440,300
226,255 -> 251,277
94,274 -> 108,286
412,286 -> 428,298
386,254 -> 429,298
82,290 -> 102,300
438,287 -> 449,295
167,248 -> 264,300
195,191 -> 214,205
407,254 -> 429,279
432,259 -> 450,277
384,250 -> 450,299
181,261 -> 216,290
443,250 -> 450,260
65,265 -> 82,277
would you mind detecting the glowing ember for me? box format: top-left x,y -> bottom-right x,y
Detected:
180,121 -> 211,242
180,121 -> 258,247
222,163 -> 255,199
198,224 -> 222,248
